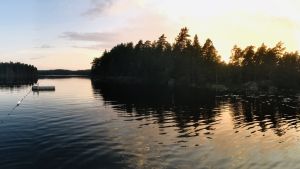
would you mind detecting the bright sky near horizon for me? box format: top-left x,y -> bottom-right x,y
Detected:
1,0 -> 300,70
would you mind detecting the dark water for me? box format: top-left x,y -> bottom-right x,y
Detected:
1,78 -> 300,169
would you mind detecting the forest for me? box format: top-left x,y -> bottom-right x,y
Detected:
91,27 -> 300,91
0,62 -> 38,84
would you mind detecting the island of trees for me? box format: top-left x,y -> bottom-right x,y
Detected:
0,62 -> 38,85
91,27 -> 300,91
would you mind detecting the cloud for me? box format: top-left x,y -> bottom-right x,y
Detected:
82,0 -> 115,17
60,32 -> 117,42
29,56 -> 47,60
72,43 -> 113,50
35,44 -> 54,49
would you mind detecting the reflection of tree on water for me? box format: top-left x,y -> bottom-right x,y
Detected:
92,81 -> 300,137
0,78 -> 37,86
0,79 -> 37,94
228,95 -> 299,136
92,82 -> 220,138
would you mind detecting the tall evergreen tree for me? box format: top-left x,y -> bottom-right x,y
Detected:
174,27 -> 191,52
202,38 -> 220,63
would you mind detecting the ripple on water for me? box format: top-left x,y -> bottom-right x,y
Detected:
2,79 -> 300,168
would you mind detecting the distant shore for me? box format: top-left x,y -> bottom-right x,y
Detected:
39,75 -> 90,78
38,69 -> 90,77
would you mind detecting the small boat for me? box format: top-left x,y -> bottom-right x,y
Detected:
32,85 -> 55,91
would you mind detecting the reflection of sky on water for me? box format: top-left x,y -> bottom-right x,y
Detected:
93,83 -> 300,168
1,78 -> 300,169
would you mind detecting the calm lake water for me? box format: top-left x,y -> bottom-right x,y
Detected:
1,78 -> 300,169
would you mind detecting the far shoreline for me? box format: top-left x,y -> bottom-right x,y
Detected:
38,69 -> 91,78
39,75 -> 90,77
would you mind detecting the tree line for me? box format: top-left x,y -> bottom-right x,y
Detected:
38,69 -> 90,76
91,27 -> 300,90
0,62 -> 38,85
229,42 -> 300,89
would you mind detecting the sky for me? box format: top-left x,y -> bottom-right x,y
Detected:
1,0 -> 300,70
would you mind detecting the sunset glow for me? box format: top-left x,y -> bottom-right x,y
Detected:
1,0 -> 300,69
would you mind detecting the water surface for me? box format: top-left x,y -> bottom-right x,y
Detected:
1,78 -> 300,169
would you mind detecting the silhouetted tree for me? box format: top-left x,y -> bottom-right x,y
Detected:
202,39 -> 220,63
173,27 -> 191,52
91,27 -> 300,90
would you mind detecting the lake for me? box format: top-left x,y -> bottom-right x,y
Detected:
1,77 -> 300,169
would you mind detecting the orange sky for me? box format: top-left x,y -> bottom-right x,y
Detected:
1,0 -> 300,69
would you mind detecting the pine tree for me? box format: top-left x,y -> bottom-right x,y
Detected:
174,27 -> 191,51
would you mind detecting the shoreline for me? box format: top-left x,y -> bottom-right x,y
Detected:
91,76 -> 300,95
